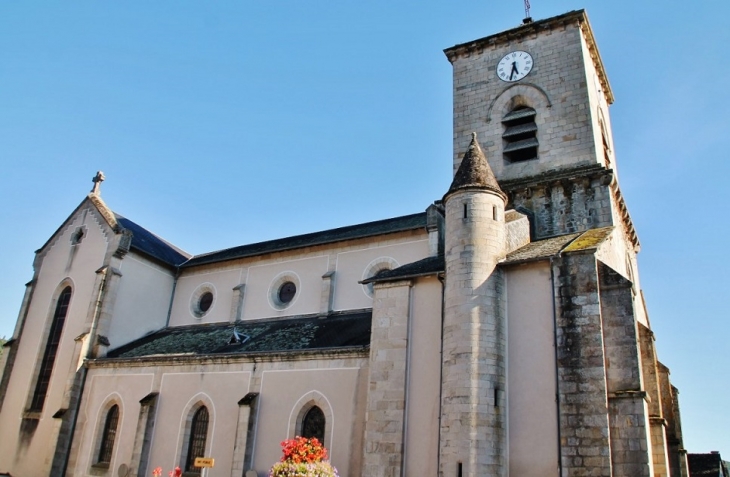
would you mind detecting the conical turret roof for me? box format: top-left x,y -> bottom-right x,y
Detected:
444,132 -> 506,201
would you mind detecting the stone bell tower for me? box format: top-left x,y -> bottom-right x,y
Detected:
444,10 -> 638,249
440,133 -> 507,477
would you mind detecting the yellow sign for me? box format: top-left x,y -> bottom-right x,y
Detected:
194,457 -> 215,468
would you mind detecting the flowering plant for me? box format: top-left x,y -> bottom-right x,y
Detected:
152,466 -> 182,477
269,437 -> 338,477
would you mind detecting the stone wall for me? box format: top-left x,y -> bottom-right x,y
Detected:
447,13 -> 603,183
507,169 -> 614,239
553,252 -> 611,477
638,323 -> 671,477
440,189 -> 507,477
598,263 -> 651,477
362,280 -> 412,477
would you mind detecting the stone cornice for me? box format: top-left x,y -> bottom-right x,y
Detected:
500,164 -> 639,250
500,163 -> 610,192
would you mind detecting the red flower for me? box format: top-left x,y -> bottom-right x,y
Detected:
279,436 -> 328,463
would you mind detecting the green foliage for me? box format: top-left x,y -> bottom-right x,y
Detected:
269,462 -> 339,477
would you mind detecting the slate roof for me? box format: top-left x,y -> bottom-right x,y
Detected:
361,255 -> 445,284
562,227 -> 613,253
362,226 -> 615,281
688,453 -> 727,477
503,232 -> 582,264
503,227 -> 614,264
105,310 -> 372,359
445,133 -> 505,200
115,213 -> 191,267
183,213 -> 427,268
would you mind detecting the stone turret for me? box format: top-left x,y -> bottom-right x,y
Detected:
440,133 -> 508,477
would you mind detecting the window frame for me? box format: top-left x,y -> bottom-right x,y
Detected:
184,406 -> 210,474
97,404 -> 120,465
29,285 -> 72,412
301,405 -> 326,443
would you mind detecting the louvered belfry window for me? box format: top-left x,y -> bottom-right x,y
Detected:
502,106 -> 538,162
98,405 -> 119,464
301,406 -> 325,443
185,406 -> 209,473
30,286 -> 72,411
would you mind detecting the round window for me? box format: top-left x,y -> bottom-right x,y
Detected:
278,281 -> 296,304
190,283 -> 216,318
362,257 -> 399,298
199,292 -> 214,313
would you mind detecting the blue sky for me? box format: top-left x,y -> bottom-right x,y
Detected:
1,0 -> 728,456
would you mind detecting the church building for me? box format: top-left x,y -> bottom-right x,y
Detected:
0,10 -> 691,477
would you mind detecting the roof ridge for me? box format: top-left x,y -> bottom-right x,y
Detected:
182,212 -> 427,267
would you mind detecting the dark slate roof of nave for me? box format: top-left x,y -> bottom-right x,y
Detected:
105,310 -> 372,359
115,213 -> 191,267
112,211 -> 426,269
688,453 -> 727,477
181,212 -> 427,268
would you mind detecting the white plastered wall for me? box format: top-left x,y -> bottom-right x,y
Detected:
253,366 -> 364,476
72,372 -> 155,476
167,231 -> 429,326
108,252 -> 175,348
170,267 -> 241,326
505,261 -> 559,477
404,276 -> 442,476
0,203 -> 111,476
151,370 -> 251,474
242,255 -> 329,319
333,239 -> 428,311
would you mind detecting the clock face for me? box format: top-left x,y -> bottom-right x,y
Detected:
497,51 -> 533,82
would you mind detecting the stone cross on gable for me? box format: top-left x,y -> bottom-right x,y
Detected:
91,171 -> 105,195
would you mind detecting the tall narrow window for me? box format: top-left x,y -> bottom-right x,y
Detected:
301,405 -> 325,443
98,405 -> 119,465
185,406 -> 209,473
502,106 -> 538,162
30,286 -> 72,411
600,119 -> 612,168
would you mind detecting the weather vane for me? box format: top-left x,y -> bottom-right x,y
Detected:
523,0 -> 533,23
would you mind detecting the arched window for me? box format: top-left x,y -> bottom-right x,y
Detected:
185,406 -> 209,473
599,118 -> 612,168
502,106 -> 538,162
98,404 -> 119,464
301,405 -> 325,443
30,286 -> 72,411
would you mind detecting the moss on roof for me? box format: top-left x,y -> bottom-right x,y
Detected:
106,310 -> 371,359
562,227 -> 613,252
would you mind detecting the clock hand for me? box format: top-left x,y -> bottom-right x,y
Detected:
510,61 -> 519,80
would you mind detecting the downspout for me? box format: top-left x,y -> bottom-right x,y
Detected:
60,367 -> 87,477
400,283 -> 414,477
61,266 -> 109,476
87,267 -> 109,355
436,272 -> 446,475
549,257 -> 563,477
